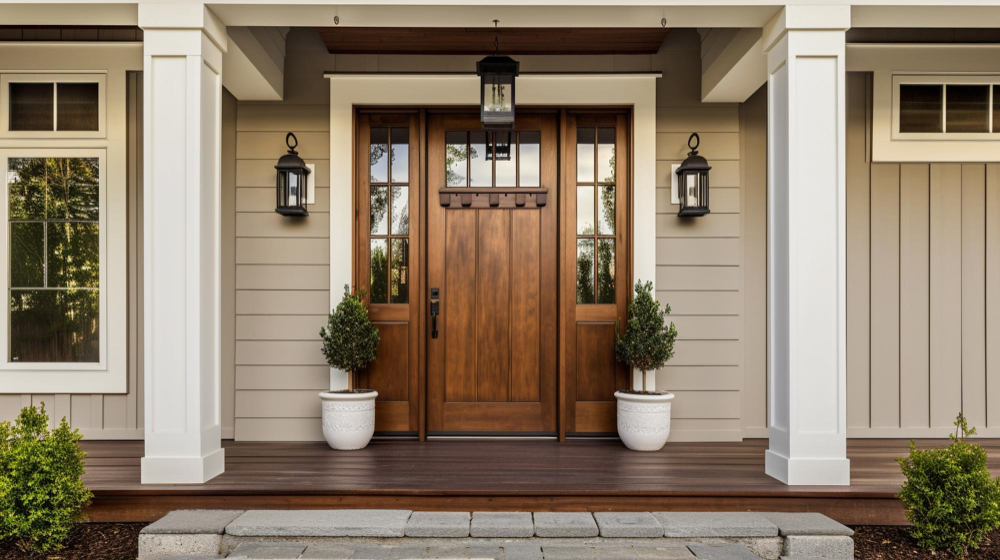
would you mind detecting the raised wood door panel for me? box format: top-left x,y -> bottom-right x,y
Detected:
427,113 -> 558,434
355,113 -> 420,433
564,113 -> 631,435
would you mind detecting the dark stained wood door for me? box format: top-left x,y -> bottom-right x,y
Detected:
427,113 -> 558,434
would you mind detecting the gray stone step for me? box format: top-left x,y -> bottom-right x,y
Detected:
226,510 -> 413,537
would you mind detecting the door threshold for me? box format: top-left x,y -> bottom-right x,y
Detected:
427,433 -> 558,440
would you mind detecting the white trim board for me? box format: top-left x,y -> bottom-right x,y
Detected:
326,72 -> 658,391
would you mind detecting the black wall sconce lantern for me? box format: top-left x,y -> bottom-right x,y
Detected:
275,132 -> 310,216
675,132 -> 711,217
477,20 -> 518,130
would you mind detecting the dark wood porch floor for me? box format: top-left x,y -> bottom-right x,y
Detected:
82,438 -> 1000,525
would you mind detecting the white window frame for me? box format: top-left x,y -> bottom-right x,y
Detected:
873,71 -> 1000,162
0,149 -> 122,393
0,72 -> 107,139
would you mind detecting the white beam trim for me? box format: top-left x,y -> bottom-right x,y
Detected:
764,6 -> 851,486
223,27 -> 284,101
701,28 -> 766,103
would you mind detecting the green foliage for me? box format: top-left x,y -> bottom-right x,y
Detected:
615,280 -> 678,391
320,285 -> 380,389
0,403 -> 92,552
897,413 -> 1000,557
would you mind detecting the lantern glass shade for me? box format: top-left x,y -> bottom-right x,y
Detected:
276,132 -> 310,216
477,55 -> 519,129
675,133 -> 711,217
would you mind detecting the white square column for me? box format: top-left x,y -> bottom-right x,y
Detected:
763,6 -> 851,485
139,4 -> 227,484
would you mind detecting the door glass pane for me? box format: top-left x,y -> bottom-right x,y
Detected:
597,238 -> 615,304
370,185 -> 388,235
9,83 -> 54,131
390,238 -> 409,304
10,222 -> 44,287
46,223 -> 99,288
576,128 -> 595,182
10,289 -> 99,363
519,131 -> 540,187
469,131 -> 491,187
576,185 -> 595,235
494,131 -> 517,187
390,185 -> 408,235
370,128 -> 389,183
597,128 -> 615,183
598,185 -> 615,235
369,239 -> 388,304
56,83 -> 99,131
445,131 -> 467,187
899,84 -> 943,133
44,158 -> 99,220
390,128 -> 408,183
946,85 -> 989,133
576,239 -> 595,304
7,158 -> 46,220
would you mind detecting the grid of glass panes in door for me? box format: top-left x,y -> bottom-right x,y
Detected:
576,128 -> 615,305
369,127 -> 410,304
7,158 -> 100,362
444,131 -> 541,187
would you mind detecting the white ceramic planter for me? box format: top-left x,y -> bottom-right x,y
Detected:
614,391 -> 675,451
319,390 -> 378,450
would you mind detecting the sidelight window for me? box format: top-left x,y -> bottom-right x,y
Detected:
444,130 -> 540,188
369,127 -> 409,304
576,127 -> 615,305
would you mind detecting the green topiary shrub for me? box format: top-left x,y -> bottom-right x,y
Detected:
615,280 -> 678,392
320,284 -> 380,390
0,403 -> 92,552
896,413 -> 1000,558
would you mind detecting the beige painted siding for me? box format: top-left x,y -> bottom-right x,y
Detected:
229,28 -> 753,441
846,72 -> 1000,437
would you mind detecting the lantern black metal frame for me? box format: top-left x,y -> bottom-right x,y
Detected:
675,132 -> 711,217
275,131 -> 311,217
477,20 -> 519,130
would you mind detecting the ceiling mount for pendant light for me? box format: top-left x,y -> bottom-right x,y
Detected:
477,19 -> 519,130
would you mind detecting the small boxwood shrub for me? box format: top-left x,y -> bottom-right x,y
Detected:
615,280 -> 677,392
320,284 -> 380,390
897,413 -> 1000,557
0,403 -> 92,552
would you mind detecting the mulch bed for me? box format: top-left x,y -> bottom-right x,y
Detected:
0,523 -> 147,560
853,526 -> 1000,559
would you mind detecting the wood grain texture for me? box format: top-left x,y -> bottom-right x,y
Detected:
444,209 -> 477,403
476,210 -> 512,402
510,210 -> 541,402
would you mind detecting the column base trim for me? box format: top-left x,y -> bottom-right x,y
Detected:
141,447 -> 225,484
765,448 -> 850,485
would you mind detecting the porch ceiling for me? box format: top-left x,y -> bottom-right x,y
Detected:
317,27 -> 669,55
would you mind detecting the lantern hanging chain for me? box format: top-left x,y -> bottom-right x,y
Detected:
493,19 -> 499,56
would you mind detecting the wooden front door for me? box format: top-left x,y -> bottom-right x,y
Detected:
426,113 -> 558,434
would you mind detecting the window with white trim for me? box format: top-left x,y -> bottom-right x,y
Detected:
1,73 -> 106,138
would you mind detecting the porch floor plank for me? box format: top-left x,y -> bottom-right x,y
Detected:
80,438 -> 1000,525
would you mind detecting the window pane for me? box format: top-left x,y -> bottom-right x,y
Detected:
577,185 -> 595,235
576,239 -> 595,304
598,185 -> 615,235
576,128 -> 595,182
995,86 -> 999,133
597,128 -> 615,183
519,131 -> 540,187
370,185 -> 388,235
370,128 -> 389,183
483,81 -> 512,113
47,223 -> 99,288
445,131 -> 467,187
391,185 -> 408,235
469,131 -> 491,187
597,238 -> 615,304
7,158 -> 46,220
390,238 -> 409,304
56,83 -> 99,131
9,83 -> 54,131
899,84 -> 943,133
44,158 -> 99,220
10,289 -> 99,363
946,85 -> 990,133
390,128 -> 408,183
369,239 -> 388,304
494,131 -> 516,187
10,222 -> 44,287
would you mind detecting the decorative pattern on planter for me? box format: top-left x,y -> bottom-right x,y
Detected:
319,392 -> 378,450
615,392 -> 674,451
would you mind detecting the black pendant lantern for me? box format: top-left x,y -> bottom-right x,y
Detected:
275,132 -> 310,216
477,20 -> 518,130
675,133 -> 711,217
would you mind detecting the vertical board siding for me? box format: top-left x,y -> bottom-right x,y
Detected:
847,73 -> 998,436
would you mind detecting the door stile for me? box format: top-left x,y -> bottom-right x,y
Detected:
558,109 -> 569,442
417,109 -> 428,441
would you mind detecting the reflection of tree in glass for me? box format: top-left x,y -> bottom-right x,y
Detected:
602,146 -> 616,184
370,186 -> 388,235
576,238 -> 594,304
445,143 -> 479,187
597,239 -> 615,304
599,186 -> 615,234
370,142 -> 395,183
390,239 -> 408,304
370,244 -> 389,304
390,186 -> 409,235
10,290 -> 99,363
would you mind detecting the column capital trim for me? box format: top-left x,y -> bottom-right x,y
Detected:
138,3 -> 227,53
763,5 -> 851,53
